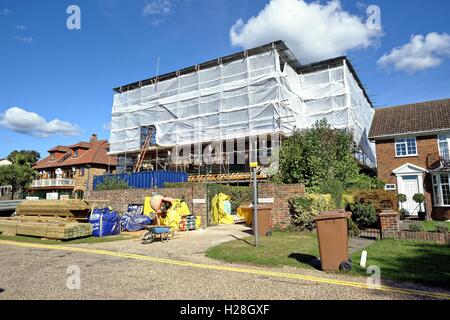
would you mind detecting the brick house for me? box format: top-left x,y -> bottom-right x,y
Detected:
30,134 -> 117,199
369,99 -> 450,221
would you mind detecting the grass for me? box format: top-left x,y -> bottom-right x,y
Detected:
206,231 -> 319,269
207,231 -> 450,289
417,221 -> 450,232
0,234 -> 133,245
351,239 -> 450,289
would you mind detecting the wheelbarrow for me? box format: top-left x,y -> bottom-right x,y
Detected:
141,225 -> 172,244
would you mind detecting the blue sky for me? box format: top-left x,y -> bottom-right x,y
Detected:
0,0 -> 449,159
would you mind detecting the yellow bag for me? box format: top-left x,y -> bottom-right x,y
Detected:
210,193 -> 234,225
237,206 -> 253,225
159,199 -> 191,230
195,216 -> 202,229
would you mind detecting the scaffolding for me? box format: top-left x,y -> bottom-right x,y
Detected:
110,41 -> 376,177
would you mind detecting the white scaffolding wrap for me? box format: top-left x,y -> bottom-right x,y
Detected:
110,50 -> 375,167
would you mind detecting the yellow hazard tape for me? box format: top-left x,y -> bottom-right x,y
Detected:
0,239 -> 448,300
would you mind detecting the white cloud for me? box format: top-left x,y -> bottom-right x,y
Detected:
230,0 -> 382,63
14,25 -> 27,30
0,8 -> 13,16
378,32 -> 450,74
0,107 -> 81,138
143,0 -> 174,26
13,35 -> 34,44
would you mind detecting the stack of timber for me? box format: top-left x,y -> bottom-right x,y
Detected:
0,217 -> 92,240
188,172 -> 268,183
0,200 -> 93,240
16,200 -> 91,218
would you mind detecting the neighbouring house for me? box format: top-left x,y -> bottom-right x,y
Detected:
0,158 -> 12,166
29,134 -> 117,199
369,98 -> 450,221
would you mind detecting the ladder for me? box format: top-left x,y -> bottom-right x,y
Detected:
134,130 -> 152,172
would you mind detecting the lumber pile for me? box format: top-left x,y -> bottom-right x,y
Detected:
16,200 -> 91,218
188,172 -> 268,183
0,217 -> 92,240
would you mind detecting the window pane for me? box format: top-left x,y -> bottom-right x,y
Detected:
433,185 -> 442,205
442,185 -> 450,205
396,143 -> 407,156
441,174 -> 449,184
407,139 -> 417,154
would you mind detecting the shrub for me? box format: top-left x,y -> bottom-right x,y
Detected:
409,223 -> 423,232
351,203 -> 377,228
318,179 -> 345,209
435,223 -> 449,234
272,223 -> 298,232
348,219 -> 360,237
350,189 -> 398,212
398,193 -> 407,208
289,194 -> 334,231
345,175 -> 385,190
96,178 -> 129,191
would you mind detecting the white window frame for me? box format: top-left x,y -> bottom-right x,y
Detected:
432,172 -> 450,207
438,133 -> 450,160
395,137 -> 418,157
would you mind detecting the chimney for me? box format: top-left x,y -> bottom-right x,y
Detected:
90,134 -> 98,142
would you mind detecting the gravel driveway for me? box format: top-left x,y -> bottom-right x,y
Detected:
0,225 -> 448,300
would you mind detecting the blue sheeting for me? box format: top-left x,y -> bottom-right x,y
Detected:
89,208 -> 121,237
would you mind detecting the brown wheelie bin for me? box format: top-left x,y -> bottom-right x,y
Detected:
314,210 -> 352,272
252,206 -> 273,237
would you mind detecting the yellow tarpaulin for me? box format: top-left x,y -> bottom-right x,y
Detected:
210,193 -> 235,225
143,197 -> 156,216
159,199 -> 191,230
237,206 -> 253,225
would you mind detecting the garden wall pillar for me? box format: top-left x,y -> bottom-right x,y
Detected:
378,210 -> 400,238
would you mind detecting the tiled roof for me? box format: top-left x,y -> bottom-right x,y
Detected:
369,98 -> 450,139
34,140 -> 117,169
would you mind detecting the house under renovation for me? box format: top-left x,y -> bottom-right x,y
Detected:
108,41 -> 375,182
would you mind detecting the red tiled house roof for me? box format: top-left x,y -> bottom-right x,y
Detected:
34,135 -> 117,170
369,98 -> 450,139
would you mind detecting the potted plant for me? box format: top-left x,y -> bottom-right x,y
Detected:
397,193 -> 407,220
412,193 -> 426,221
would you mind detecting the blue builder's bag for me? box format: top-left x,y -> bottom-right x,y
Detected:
89,208 -> 121,237
120,213 -> 153,232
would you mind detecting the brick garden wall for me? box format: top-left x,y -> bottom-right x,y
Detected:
87,183 -> 305,229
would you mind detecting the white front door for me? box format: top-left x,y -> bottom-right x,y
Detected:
402,175 -> 420,216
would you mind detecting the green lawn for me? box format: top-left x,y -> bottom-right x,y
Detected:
352,239 -> 450,289
206,231 -> 450,289
206,231 -> 320,269
417,221 -> 450,232
0,234 -> 133,245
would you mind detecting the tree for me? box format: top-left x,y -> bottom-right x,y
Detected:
0,150 -> 40,199
278,119 -> 360,189
7,150 -> 40,166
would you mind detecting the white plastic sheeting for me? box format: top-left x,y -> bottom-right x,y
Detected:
110,50 -> 375,166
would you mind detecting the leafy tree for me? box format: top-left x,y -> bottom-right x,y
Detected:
278,119 -> 360,189
0,164 -> 36,199
0,150 -> 40,199
7,150 -> 40,166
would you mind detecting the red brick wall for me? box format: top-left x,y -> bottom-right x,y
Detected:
258,183 -> 305,228
375,135 -> 440,218
87,183 -> 305,229
432,207 -> 450,221
87,184 -> 208,228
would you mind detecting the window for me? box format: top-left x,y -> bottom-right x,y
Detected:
73,149 -> 79,158
438,134 -> 449,160
384,184 -> 397,191
395,137 -> 417,157
432,173 -> 450,206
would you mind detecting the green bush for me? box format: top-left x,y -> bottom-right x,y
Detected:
344,175 -> 385,190
409,222 -> 423,232
289,194 -> 334,231
351,203 -> 377,229
435,223 -> 449,234
318,179 -> 345,209
96,178 -> 129,191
